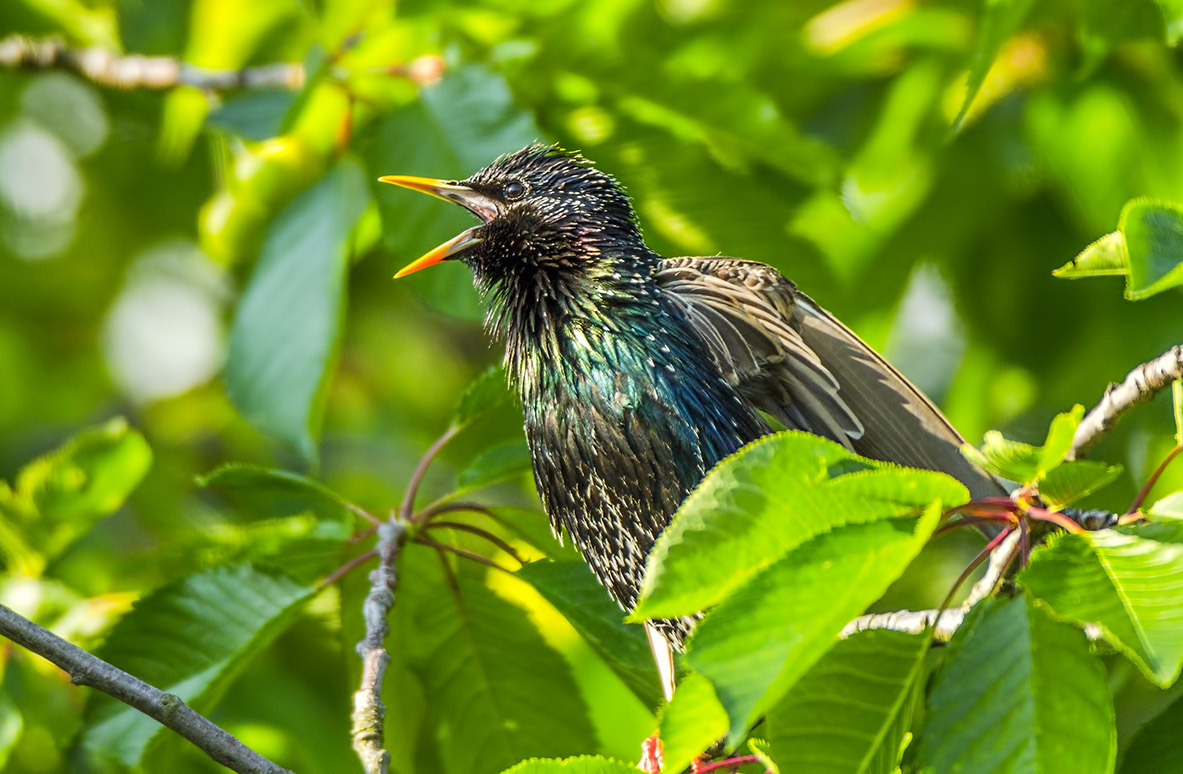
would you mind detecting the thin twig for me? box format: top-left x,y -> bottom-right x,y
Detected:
0,604 -> 292,774
413,536 -> 514,573
351,521 -> 407,774
842,531 -> 1021,642
401,426 -> 458,522
1129,443 -> 1183,513
694,755 -> 762,773
1069,345 -> 1183,459
422,521 -> 524,564
321,548 -> 378,589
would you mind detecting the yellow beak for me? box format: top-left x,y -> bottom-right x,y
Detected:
379,175 -> 502,277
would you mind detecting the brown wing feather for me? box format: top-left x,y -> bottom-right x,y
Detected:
657,257 -> 863,447
657,257 -> 1006,500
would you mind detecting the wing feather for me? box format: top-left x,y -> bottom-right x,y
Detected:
656,256 -> 1006,500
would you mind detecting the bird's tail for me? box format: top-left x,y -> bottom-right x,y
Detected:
796,294 -> 1006,501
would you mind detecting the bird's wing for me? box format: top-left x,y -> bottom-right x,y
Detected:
657,257 -> 863,446
657,257 -> 1006,499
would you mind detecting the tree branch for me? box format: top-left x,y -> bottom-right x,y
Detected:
0,34 -> 445,92
351,521 -> 407,774
0,604 -> 292,774
1069,345 -> 1183,460
842,531 -> 1020,642
0,35 -> 303,91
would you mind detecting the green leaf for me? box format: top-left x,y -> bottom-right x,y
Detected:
225,159 -> 370,466
1039,404 -> 1085,474
961,431 -> 1040,483
206,90 -> 296,141
1022,525 -> 1183,686
197,464 -> 355,582
78,565 -> 316,767
635,432 -> 967,620
1120,691 -> 1183,774
457,440 -> 532,493
0,418 -> 151,573
1120,198 -> 1183,299
687,505 -> 943,745
198,464 -> 355,523
402,554 -> 597,773
1038,460 -> 1122,509
916,595 -> 1114,773
1148,492 -> 1183,518
961,406 -> 1083,484
657,672 -> 728,773
453,365 -> 513,430
1054,231 -> 1128,279
516,560 -> 661,709
501,757 -> 640,774
952,0 -> 1037,130
764,630 -> 927,774
748,739 -> 779,774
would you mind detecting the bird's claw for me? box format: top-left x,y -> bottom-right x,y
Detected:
637,733 -> 663,773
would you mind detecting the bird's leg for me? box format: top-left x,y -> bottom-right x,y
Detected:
637,622 -> 677,772
645,622 -> 678,703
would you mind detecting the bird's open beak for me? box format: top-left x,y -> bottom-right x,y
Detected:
391,227 -> 483,278
379,175 -> 501,277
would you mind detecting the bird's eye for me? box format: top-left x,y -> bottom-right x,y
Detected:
503,180 -> 526,200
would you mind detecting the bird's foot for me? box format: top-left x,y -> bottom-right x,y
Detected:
637,733 -> 663,773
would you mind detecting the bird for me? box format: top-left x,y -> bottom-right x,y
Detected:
380,144 -> 1004,704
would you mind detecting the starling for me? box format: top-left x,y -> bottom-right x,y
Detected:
381,145 -> 1003,690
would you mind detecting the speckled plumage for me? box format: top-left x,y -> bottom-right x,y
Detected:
389,145 -> 1004,648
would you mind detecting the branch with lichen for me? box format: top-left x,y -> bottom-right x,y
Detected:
0,603 -> 292,774
1069,344 -> 1183,460
0,34 -> 444,92
351,520 -> 407,774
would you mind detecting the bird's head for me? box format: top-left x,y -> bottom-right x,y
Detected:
380,144 -> 643,289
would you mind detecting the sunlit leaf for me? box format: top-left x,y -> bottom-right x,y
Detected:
226,159 -> 370,466
0,418 -> 151,574
635,432 -> 967,620
1053,231 -> 1128,279
916,595 -> 1114,773
961,406 -> 1083,484
685,505 -> 943,744
1148,492 -> 1183,519
501,757 -> 640,774
657,672 -> 728,773
952,0 -> 1037,130
78,565 -> 316,768
516,560 -> 660,709
1022,524 -> 1183,685
403,555 -> 597,773
764,630 -> 927,774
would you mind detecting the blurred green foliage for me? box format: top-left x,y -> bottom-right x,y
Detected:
1,0 -> 1182,771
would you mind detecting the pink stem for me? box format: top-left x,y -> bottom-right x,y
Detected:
1129,443 -> 1183,513
401,426 -> 459,522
